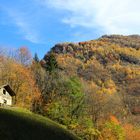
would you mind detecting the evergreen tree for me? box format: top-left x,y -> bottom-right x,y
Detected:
33,53 -> 39,63
45,53 -> 58,72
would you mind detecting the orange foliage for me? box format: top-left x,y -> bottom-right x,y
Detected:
110,115 -> 120,125
123,124 -> 140,140
1,58 -> 40,109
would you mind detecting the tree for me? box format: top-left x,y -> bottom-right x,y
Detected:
33,53 -> 40,63
63,77 -> 85,119
15,47 -> 32,66
39,74 -> 85,125
43,53 -> 58,72
83,81 -> 123,129
0,49 -> 40,109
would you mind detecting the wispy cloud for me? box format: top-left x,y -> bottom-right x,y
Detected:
0,4 -> 42,44
1,0 -> 140,46
41,0 -> 140,35
10,11 -> 40,43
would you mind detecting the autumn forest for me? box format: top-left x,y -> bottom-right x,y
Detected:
0,35 -> 140,140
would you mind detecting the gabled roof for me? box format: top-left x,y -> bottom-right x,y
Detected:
0,84 -> 16,96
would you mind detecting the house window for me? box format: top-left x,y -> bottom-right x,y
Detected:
3,89 -> 6,95
3,99 -> 7,104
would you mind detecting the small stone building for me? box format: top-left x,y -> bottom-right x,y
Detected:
0,85 -> 16,106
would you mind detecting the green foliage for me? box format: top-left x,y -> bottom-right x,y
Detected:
84,127 -> 100,140
104,122 -> 125,140
47,101 -> 70,124
64,77 -> 83,98
63,77 -> 85,118
46,76 -> 85,124
44,53 -> 58,72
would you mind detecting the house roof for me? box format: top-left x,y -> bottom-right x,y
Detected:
0,84 -> 16,96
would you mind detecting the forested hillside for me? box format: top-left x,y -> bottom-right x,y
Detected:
0,35 -> 140,140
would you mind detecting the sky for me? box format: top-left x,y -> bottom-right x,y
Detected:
0,0 -> 140,58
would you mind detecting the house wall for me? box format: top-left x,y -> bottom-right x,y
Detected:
0,88 -> 12,105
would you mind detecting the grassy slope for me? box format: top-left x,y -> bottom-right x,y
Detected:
0,108 -> 80,140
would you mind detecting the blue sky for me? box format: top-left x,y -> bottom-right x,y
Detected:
0,0 -> 140,58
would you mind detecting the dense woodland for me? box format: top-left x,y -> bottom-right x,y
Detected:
0,35 -> 140,140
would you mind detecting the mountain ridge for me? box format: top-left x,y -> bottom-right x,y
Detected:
42,35 -> 140,116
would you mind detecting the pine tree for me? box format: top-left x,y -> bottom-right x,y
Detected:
33,53 -> 39,63
45,53 -> 58,72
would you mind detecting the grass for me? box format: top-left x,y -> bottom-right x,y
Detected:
0,107 -> 80,140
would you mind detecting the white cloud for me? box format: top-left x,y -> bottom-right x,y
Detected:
0,6 -> 41,43
11,13 -> 40,43
42,0 -> 140,35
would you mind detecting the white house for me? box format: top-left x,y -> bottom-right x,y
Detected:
0,85 -> 16,106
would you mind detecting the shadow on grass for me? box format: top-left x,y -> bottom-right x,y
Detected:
0,108 -> 80,140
